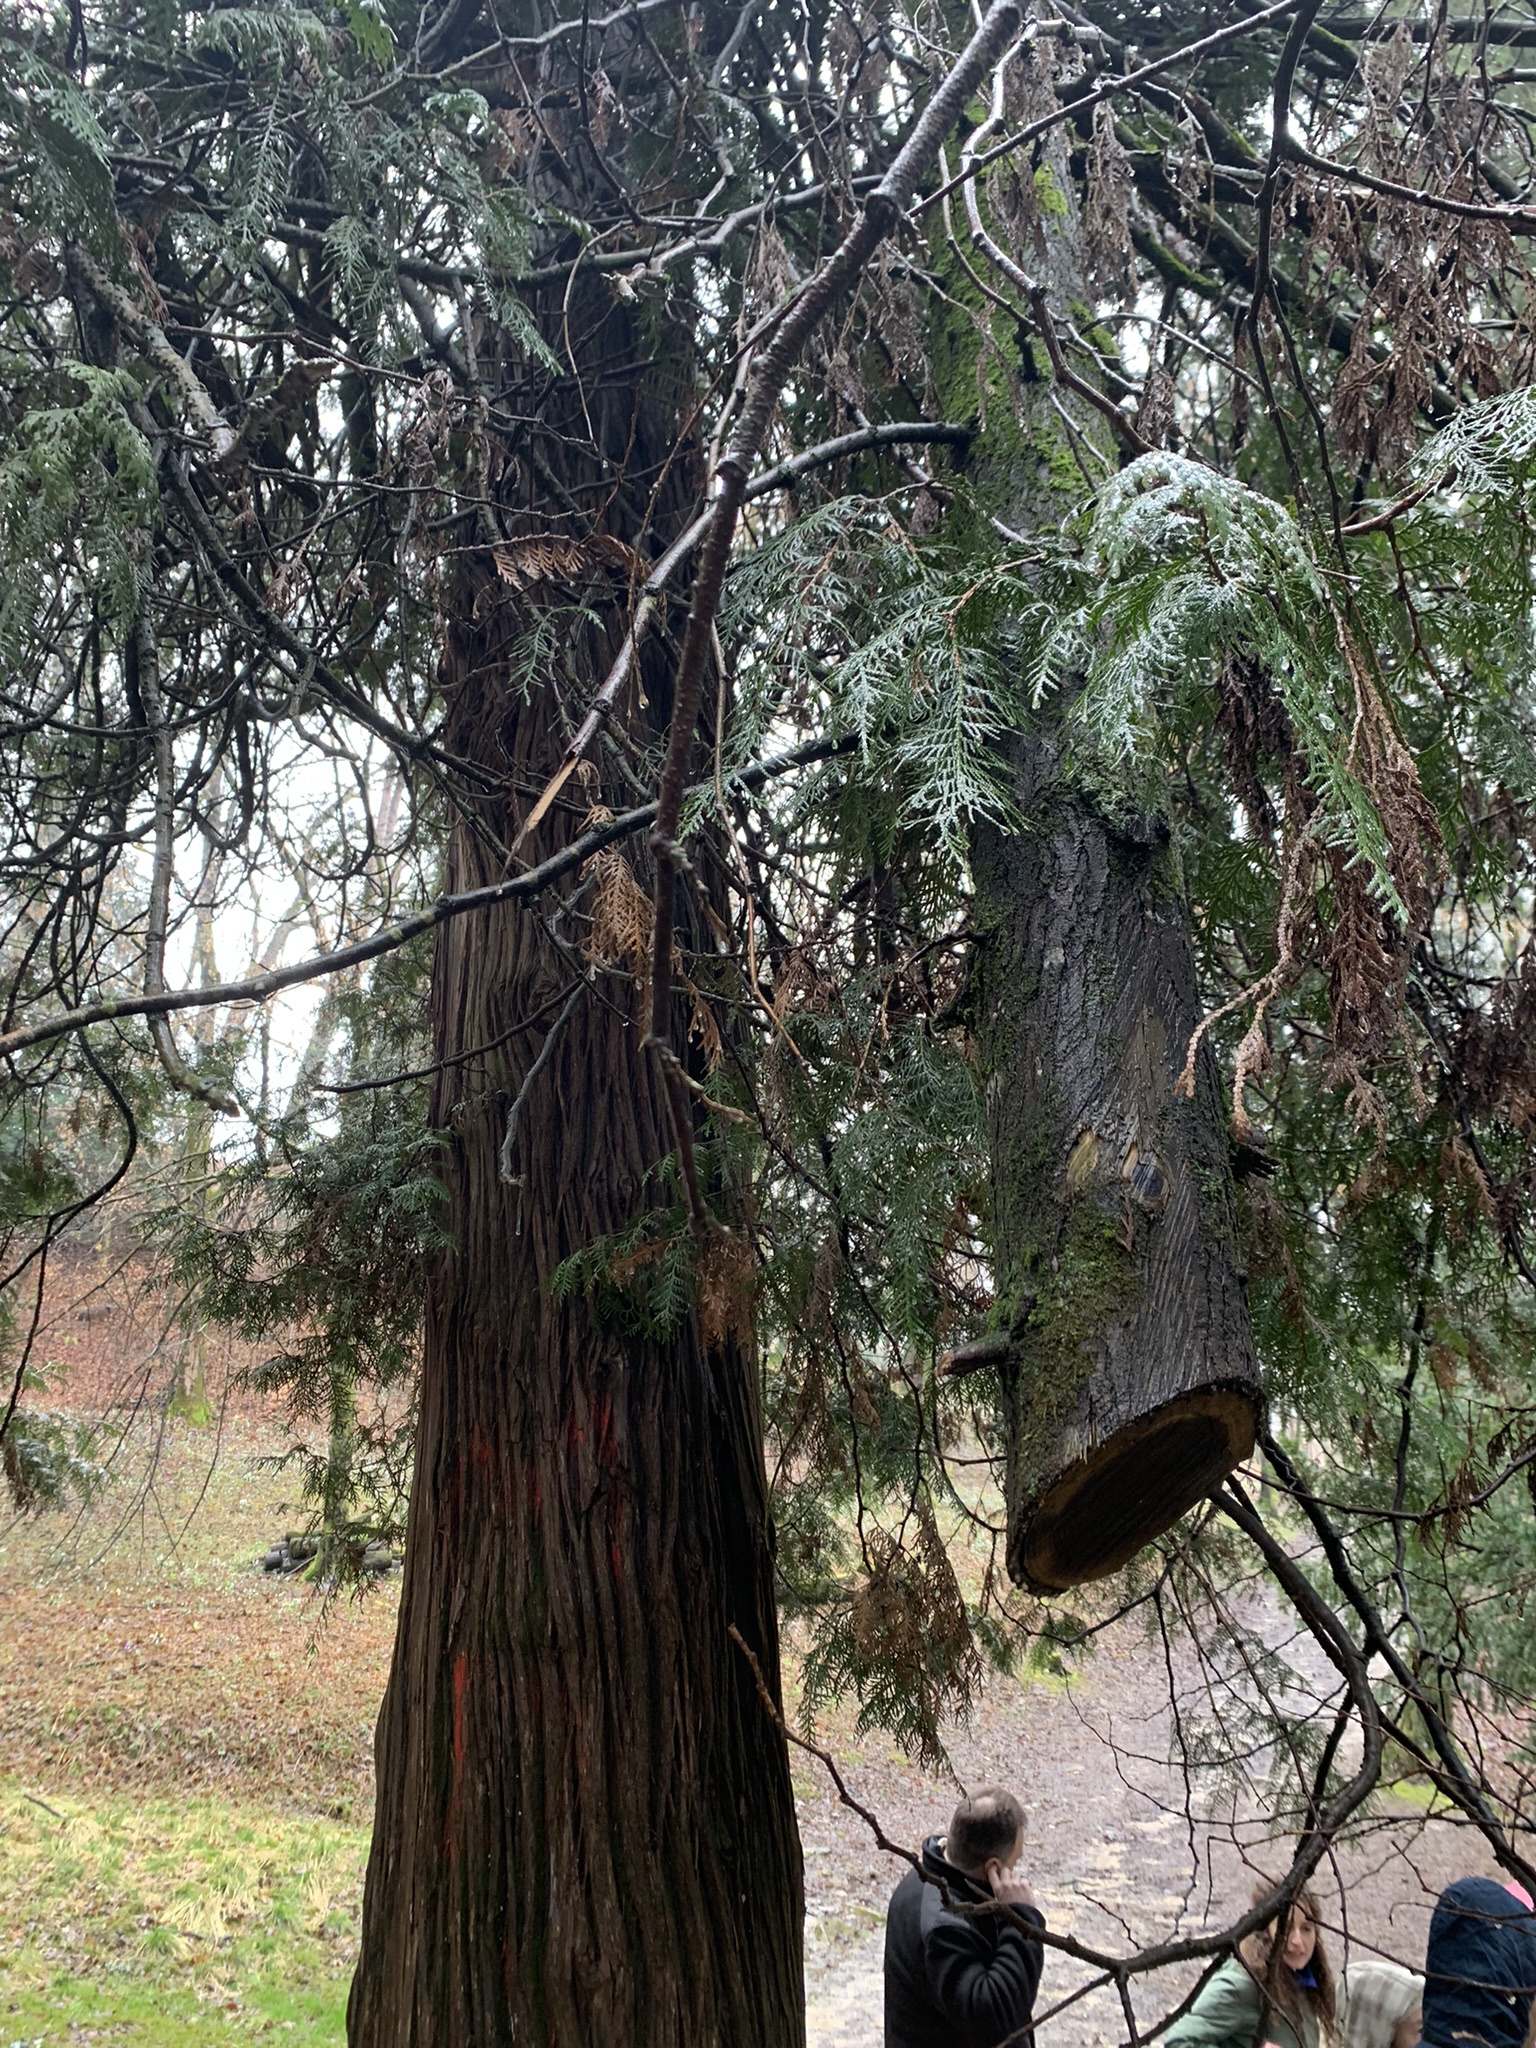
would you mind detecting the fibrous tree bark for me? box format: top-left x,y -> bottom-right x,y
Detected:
972,730 -> 1261,1592
347,262 -> 802,2048
353,0 -> 1023,2023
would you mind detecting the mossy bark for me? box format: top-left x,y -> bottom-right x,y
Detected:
971,730 -> 1261,1592
930,122 -> 1263,1593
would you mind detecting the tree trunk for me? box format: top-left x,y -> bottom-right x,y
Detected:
348,279 -> 804,2044
972,729 -> 1262,1594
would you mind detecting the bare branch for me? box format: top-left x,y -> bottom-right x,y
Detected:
65,244 -> 237,459
1259,1434 -> 1536,1889
642,0 -> 1025,1229
1284,137 -> 1536,228
922,0 -> 1309,215
132,607 -> 240,1118
0,735 -> 855,1064
498,981 -> 586,1185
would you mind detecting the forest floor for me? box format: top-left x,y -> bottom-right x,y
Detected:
0,1410 -> 1507,2047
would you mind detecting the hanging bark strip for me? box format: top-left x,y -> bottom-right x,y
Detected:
641,0 -> 1024,1224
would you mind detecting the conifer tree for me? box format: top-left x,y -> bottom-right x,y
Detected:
6,0 -> 1536,2036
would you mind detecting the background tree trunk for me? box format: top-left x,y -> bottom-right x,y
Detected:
972,728 -> 1262,1594
347,276 -> 804,2043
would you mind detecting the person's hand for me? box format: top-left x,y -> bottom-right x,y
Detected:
986,1860 -> 1037,1912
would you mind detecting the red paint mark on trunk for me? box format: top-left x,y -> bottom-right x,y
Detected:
452,1650 -> 469,1768
445,1650 -> 469,1864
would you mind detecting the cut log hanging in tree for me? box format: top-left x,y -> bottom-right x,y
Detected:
972,730 -> 1263,1593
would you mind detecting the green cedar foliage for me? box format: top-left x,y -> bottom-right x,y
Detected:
3,0 -> 1536,1825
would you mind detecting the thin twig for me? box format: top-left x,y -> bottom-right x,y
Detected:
316,980 -> 581,1093
1284,136 -> 1536,229
922,0 -> 1309,212
1259,1433 -> 1536,1888
0,734 -> 856,1064
726,1616 -> 1390,1986
1249,1 -> 1327,339
643,0 -> 1025,1230
727,1624 -> 922,1872
133,603 -> 240,1117
498,982 -> 585,1184
1339,472 -> 1448,537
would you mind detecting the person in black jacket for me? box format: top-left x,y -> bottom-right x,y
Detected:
884,1785 -> 1046,2048
1417,1876 -> 1536,2048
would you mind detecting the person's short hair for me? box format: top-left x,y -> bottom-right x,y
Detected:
947,1787 -> 1025,1875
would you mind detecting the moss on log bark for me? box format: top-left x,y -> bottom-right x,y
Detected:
972,729 -> 1262,1593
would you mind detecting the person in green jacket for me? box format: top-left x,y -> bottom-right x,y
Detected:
1167,1883 -> 1339,2048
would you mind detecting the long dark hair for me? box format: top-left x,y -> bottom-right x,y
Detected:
1240,1882 -> 1338,2041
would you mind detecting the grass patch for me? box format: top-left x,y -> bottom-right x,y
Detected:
1381,1774 -> 1452,1816
0,1780 -> 367,2043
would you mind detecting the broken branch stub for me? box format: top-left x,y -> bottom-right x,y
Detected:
972,737 -> 1262,1593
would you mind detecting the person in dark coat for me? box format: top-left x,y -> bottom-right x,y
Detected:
884,1785 -> 1046,2048
1418,1876 -> 1536,2048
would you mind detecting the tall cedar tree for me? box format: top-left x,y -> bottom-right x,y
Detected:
7,0 -> 1536,2035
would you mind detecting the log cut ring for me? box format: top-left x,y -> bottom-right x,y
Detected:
1011,1382 -> 1260,1593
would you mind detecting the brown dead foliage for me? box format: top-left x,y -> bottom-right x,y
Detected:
1324,854 -> 1401,1064
848,1500 -> 980,1766
1083,101 -> 1134,301
581,809 -> 722,1065
1238,1177 -> 1309,1339
584,832 -> 655,989
1457,944 -> 1536,1143
491,531 -> 645,591
1211,632 -> 1441,1115
1303,24 -> 1536,474
1322,637 -> 1441,1083
696,1227 -> 756,1351
1214,654 -> 1293,840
